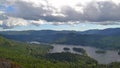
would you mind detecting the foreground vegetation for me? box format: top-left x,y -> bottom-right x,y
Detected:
0,36 -> 120,68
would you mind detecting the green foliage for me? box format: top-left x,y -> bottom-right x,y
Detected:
45,52 -> 98,68
46,52 -> 97,63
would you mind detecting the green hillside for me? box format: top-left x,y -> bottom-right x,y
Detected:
0,36 -> 52,68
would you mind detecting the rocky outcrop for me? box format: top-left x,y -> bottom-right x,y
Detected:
0,58 -> 21,68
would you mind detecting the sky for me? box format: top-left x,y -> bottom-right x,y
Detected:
0,0 -> 120,31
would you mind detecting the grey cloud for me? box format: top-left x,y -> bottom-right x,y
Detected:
83,1 -> 120,22
61,1 -> 120,22
7,0 -> 120,23
0,14 -> 8,20
6,1 -> 84,22
61,6 -> 84,21
1,0 -> 120,29
7,1 -> 51,20
64,1 -> 120,22
6,0 -> 68,22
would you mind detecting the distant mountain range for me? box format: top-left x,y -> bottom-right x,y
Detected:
0,28 -> 120,49
81,28 -> 120,35
1,28 -> 120,35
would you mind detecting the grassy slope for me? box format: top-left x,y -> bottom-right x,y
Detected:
0,36 -> 52,68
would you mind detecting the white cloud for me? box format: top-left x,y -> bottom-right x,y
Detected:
1,17 -> 28,29
30,20 -> 47,26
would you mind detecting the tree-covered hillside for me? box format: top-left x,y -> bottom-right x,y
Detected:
55,34 -> 120,49
1,28 -> 120,49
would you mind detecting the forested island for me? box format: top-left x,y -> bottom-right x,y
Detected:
63,47 -> 70,51
73,47 -> 86,55
118,51 -> 120,55
95,50 -> 106,54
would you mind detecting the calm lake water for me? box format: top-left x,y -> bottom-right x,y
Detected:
49,44 -> 120,64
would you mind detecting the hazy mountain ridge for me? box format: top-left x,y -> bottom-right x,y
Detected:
1,28 -> 120,35
81,28 -> 120,35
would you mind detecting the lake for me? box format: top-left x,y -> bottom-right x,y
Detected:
49,44 -> 120,64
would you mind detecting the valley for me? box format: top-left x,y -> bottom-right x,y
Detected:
1,0 -> 120,68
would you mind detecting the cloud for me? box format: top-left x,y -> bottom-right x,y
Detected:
83,1 -> 120,22
0,0 -> 120,29
0,17 -> 28,29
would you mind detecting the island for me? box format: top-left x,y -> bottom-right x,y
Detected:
73,47 -> 86,55
95,50 -> 106,54
118,51 -> 120,55
63,47 -> 70,51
